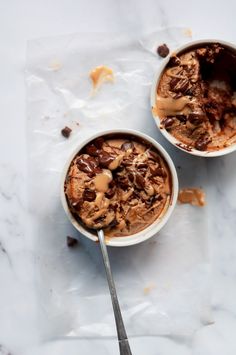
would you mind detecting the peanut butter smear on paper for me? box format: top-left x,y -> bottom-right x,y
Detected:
89,65 -> 114,90
178,188 -> 206,207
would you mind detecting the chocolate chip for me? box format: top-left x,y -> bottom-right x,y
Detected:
67,236 -> 78,248
170,77 -> 189,94
135,174 -> 145,189
117,176 -> 129,190
83,188 -> 96,202
94,216 -> 105,224
121,141 -> 134,151
150,167 -> 167,178
71,199 -> 83,211
173,92 -> 183,99
105,187 -> 116,199
61,126 -> 72,138
128,173 -> 134,182
163,117 -> 175,129
177,114 -> 187,123
169,77 -> 180,91
185,86 -> 195,95
86,144 -> 100,156
121,158 -> 133,167
195,134 -> 211,151
109,203 -> 118,212
109,180 -> 116,188
98,151 -> 115,168
147,150 -> 161,163
145,195 -> 156,206
188,113 -> 206,125
157,44 -> 170,58
76,155 -> 101,175
108,218 -> 119,228
169,55 -> 181,66
137,163 -> 148,169
93,137 -> 104,149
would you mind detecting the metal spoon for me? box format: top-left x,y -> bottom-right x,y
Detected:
97,229 -> 133,355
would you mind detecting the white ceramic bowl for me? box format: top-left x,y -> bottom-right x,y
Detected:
151,39 -> 236,157
61,129 -> 178,247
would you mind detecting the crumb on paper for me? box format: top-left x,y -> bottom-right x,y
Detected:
183,28 -> 193,38
89,65 -> 114,91
178,188 -> 206,207
61,126 -> 72,138
144,283 -> 156,295
67,236 -> 78,247
49,59 -> 62,71
157,44 -> 170,58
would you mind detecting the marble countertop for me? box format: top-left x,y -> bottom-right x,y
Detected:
1,0 -> 236,354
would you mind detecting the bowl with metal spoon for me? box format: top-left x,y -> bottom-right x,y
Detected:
61,129 -> 178,353
61,129 -> 178,247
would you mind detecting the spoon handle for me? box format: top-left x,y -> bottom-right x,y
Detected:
97,230 -> 132,355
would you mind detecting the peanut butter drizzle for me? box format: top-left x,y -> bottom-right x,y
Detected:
178,188 -> 206,207
94,170 -> 112,193
89,65 -> 114,90
108,154 -> 123,170
156,96 -> 193,118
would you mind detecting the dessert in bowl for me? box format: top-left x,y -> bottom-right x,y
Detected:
61,129 -> 178,247
151,40 -> 236,157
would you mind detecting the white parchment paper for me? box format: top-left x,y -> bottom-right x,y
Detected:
26,28 -> 211,342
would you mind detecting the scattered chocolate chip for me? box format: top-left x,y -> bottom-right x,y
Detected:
67,236 -> 78,248
93,137 -> 104,149
163,117 -> 175,129
98,151 -> 115,168
169,55 -> 181,66
76,155 -> 101,176
195,134 -> 211,151
121,141 -> 134,151
157,44 -> 170,58
135,174 -> 145,189
83,188 -> 96,202
61,126 -> 72,138
86,144 -> 100,156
